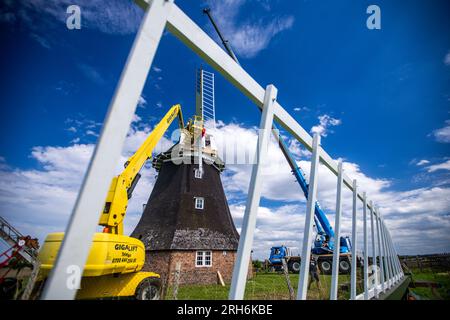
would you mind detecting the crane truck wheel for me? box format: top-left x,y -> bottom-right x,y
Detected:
319,260 -> 332,275
288,261 -> 301,273
339,260 -> 351,274
135,277 -> 161,300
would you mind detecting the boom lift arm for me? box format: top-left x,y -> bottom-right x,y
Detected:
98,104 -> 184,235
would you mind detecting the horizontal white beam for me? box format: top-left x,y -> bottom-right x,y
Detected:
134,1 -> 385,217
147,2 -> 382,213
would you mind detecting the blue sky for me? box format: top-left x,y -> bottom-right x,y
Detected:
0,0 -> 449,259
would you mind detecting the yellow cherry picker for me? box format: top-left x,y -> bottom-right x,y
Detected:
36,104 -> 184,300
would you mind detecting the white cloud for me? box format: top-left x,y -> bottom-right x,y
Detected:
29,33 -> 51,49
1,120 -> 449,260
65,117 -> 104,143
152,66 -> 162,73
85,130 -> 98,137
213,122 -> 450,258
77,63 -> 105,85
445,51 -> 450,66
432,120 -> 450,143
230,203 -> 306,259
131,114 -> 142,124
426,159 -> 450,173
3,0 -> 143,35
207,0 -> 294,58
293,107 -> 309,113
0,118 -> 173,245
137,96 -> 147,109
310,114 -> 342,137
416,159 -> 430,166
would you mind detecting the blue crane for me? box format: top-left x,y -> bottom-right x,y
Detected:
203,7 -> 353,273
267,130 -> 354,274
276,133 -> 351,255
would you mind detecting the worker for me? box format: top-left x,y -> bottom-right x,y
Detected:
308,255 -> 321,290
186,119 -> 192,132
323,235 -> 330,248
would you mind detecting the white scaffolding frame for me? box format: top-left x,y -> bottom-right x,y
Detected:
330,161 -> 343,300
41,0 -> 405,300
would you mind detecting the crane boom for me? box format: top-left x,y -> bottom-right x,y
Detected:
202,6 -> 336,238
203,8 -> 240,66
277,136 -> 335,239
98,104 -> 184,234
202,7 -> 349,255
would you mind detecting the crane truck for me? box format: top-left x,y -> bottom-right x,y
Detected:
203,7 -> 357,275
36,104 -> 185,300
268,136 -> 357,274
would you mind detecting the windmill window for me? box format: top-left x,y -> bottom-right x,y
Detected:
194,168 -> 203,179
196,251 -> 212,267
194,197 -> 204,210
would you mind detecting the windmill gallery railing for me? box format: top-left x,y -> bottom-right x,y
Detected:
41,0 -> 405,300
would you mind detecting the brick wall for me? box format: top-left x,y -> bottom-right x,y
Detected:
143,250 -> 172,281
143,250 -> 253,286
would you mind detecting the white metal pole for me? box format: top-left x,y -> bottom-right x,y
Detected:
383,219 -> 393,288
385,222 -> 394,285
350,180 -> 358,300
384,221 -> 397,283
389,230 -> 400,282
369,200 -> 378,298
41,0 -> 173,300
384,225 -> 396,282
392,232 -> 402,279
379,214 -> 391,288
229,85 -> 277,300
393,233 -> 404,278
388,230 -> 402,279
297,133 -> 321,300
380,216 -> 388,288
330,161 -> 344,300
375,209 -> 385,292
363,192 -> 369,299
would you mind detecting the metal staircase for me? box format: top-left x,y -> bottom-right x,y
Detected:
0,216 -> 38,265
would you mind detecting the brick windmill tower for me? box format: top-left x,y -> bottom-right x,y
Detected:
131,69 -> 241,285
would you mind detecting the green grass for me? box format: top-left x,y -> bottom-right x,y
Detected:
166,268 -> 450,300
408,268 -> 450,300
165,272 -> 355,300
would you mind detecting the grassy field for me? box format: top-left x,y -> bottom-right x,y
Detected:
408,268 -> 450,300
165,272 -> 358,300
167,268 -> 450,300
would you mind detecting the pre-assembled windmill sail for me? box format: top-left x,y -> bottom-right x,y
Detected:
196,68 -> 216,131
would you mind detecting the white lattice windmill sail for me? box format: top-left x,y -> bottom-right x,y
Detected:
196,68 -> 216,130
